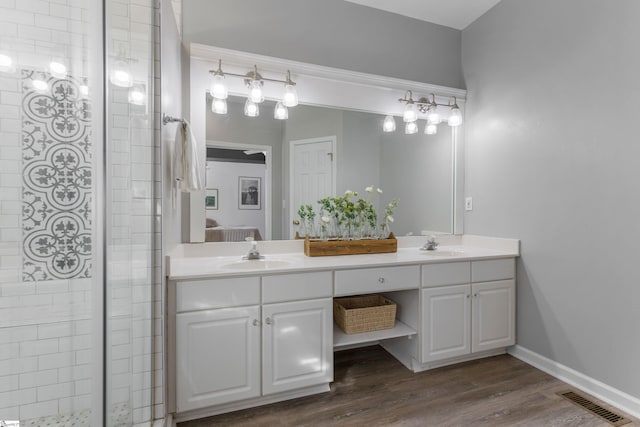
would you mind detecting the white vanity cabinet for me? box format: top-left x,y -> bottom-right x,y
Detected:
261,272 -> 333,395
172,271 -> 333,415
174,276 -> 261,412
420,259 -> 515,364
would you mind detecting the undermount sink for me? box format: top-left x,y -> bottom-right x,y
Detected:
218,258 -> 293,270
419,249 -> 465,257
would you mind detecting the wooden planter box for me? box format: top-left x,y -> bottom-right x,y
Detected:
303,233 -> 397,257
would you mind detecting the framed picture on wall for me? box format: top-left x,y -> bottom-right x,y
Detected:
238,177 -> 261,210
205,188 -> 218,210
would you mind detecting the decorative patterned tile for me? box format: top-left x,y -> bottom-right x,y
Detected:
21,70 -> 92,281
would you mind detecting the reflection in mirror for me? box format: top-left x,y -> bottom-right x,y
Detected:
204,95 -> 454,241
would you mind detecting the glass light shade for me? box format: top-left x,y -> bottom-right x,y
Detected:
212,97 -> 227,114
282,84 -> 298,107
403,103 -> 418,122
426,107 -> 441,124
425,123 -> 438,135
210,74 -> 228,99
49,59 -> 67,79
128,84 -> 146,105
244,98 -> 259,117
274,101 -> 288,120
404,121 -> 418,134
79,85 -> 90,98
0,53 -> 15,73
249,79 -> 264,103
383,115 -> 396,132
110,59 -> 133,87
32,79 -> 48,92
448,106 -> 462,126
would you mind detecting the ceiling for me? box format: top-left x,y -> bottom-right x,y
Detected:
343,0 -> 502,30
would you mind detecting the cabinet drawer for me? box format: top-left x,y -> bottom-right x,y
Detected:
471,259 -> 515,282
334,265 -> 419,296
422,262 -> 470,288
262,271 -> 333,303
176,277 -> 260,312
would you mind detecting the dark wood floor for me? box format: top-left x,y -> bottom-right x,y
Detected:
179,346 -> 638,427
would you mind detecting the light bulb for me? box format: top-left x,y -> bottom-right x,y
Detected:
405,121 -> 418,134
110,59 -> 133,87
274,101 -> 288,120
426,106 -> 441,124
448,106 -> 462,127
210,74 -> 228,99
425,123 -> 438,135
244,98 -> 259,117
382,115 -> 396,132
0,53 -> 15,73
249,79 -> 264,103
403,103 -> 417,123
49,59 -> 67,79
128,84 -> 146,105
282,84 -> 298,107
212,97 -> 227,114
79,85 -> 90,98
32,79 -> 48,92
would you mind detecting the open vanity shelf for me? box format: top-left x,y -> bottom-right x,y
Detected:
333,320 -> 416,349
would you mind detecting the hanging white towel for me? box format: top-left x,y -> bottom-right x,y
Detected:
172,120 -> 202,206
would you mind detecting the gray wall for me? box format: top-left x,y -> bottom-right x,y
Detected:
161,0 -> 184,252
182,0 -> 464,89
462,0 -> 640,399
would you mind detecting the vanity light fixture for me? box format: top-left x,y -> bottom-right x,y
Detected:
244,98 -> 259,117
386,91 -> 463,134
208,60 -> 299,118
109,46 -> 135,88
274,101 -> 288,120
212,97 -> 228,114
383,115 -> 396,132
405,121 -> 418,134
32,78 -> 48,92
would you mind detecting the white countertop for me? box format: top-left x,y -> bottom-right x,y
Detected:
167,235 -> 520,280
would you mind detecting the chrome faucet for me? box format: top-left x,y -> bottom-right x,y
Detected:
243,240 -> 264,260
420,236 -> 439,251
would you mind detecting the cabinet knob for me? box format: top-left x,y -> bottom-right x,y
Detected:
466,294 -> 470,299
265,317 -> 273,325
473,293 -> 478,298
253,319 -> 260,326
378,277 -> 385,284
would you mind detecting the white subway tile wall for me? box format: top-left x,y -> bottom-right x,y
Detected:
0,0 -> 162,424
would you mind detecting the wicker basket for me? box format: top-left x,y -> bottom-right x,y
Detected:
333,295 -> 397,334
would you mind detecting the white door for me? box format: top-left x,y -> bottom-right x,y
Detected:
471,280 -> 515,353
175,306 -> 261,412
421,285 -> 471,363
262,298 -> 333,395
289,137 -> 336,238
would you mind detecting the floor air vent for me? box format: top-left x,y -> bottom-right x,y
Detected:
557,390 -> 631,426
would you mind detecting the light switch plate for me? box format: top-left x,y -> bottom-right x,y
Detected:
465,197 -> 473,211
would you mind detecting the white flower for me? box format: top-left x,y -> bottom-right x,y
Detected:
386,215 -> 394,223
321,215 -> 330,223
388,203 -> 394,208
376,188 -> 383,194
365,186 -> 373,193
345,190 -> 353,195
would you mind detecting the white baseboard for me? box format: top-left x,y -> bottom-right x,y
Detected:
509,345 -> 640,420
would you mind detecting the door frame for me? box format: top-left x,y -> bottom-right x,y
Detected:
288,136 -> 337,239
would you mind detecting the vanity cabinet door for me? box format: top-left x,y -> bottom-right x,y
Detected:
471,280 -> 515,353
421,285 -> 471,363
175,306 -> 261,412
262,298 -> 333,395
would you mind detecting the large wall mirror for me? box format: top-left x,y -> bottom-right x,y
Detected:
188,45 -> 465,242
